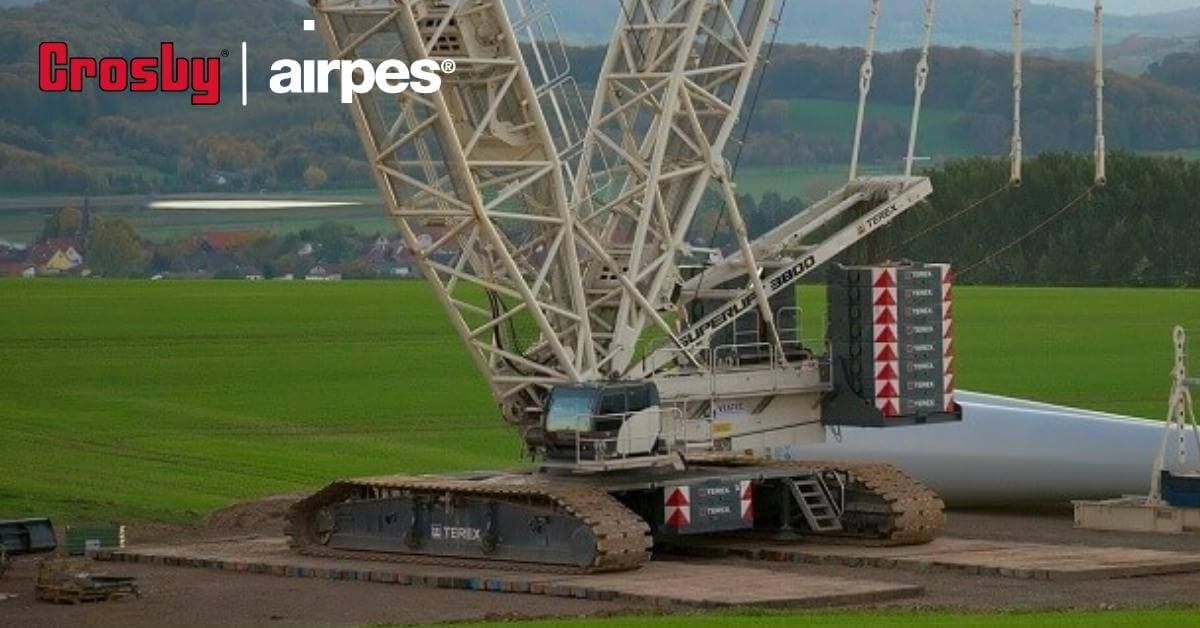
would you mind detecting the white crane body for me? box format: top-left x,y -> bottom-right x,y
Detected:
287,0 -> 1101,573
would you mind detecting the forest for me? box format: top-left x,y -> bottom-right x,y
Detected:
669,152 -> 1196,288
5,0 -> 1200,195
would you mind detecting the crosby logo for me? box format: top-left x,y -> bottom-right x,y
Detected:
37,21 -> 452,108
38,42 -> 222,106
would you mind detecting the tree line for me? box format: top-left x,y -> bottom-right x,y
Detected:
683,152 -> 1197,288
6,0 -> 1200,195
857,152 -> 1198,287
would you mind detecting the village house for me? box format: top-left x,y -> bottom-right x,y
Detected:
0,241 -> 31,277
27,238 -> 85,275
305,265 -> 342,281
206,170 -> 249,189
200,230 -> 269,254
0,239 -> 27,257
198,230 -> 269,277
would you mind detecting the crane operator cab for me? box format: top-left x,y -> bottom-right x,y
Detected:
539,382 -> 669,464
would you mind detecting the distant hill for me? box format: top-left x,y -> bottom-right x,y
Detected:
1146,47 -> 1200,95
1033,35 -> 1200,74
13,0 -> 1192,50
544,1 -> 1200,50
734,44 -> 1200,164
0,0 -> 339,195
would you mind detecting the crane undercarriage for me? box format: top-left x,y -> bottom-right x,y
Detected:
288,459 -> 943,573
294,0 -> 959,572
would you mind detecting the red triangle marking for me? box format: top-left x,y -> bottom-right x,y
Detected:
942,305 -> 953,320
665,488 -> 689,507
875,327 -> 898,343
875,344 -> 898,361
875,363 -> 899,380
740,481 -> 753,501
944,345 -> 955,358
877,382 -> 899,398
881,400 -> 899,416
944,375 -> 956,389
874,308 -> 897,325
874,290 -> 896,307
666,508 -> 690,528
944,362 -> 955,376
943,323 -> 954,339
943,267 -> 956,284
873,269 -> 896,288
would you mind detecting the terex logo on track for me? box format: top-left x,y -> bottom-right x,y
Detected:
38,42 -> 222,106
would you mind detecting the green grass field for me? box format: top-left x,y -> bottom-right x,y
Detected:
431,609 -> 1199,628
733,164 -> 849,201
1,281 -> 1195,525
0,203 -> 396,244
784,98 -> 972,157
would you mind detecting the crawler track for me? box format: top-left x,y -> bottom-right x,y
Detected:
287,475 -> 651,574
289,460 -> 941,573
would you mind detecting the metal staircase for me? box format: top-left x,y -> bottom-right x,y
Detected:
789,475 -> 844,533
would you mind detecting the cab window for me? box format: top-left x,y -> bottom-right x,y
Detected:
544,387 -> 598,432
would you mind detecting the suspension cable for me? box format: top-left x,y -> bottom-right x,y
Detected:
1011,0 -> 1024,186
1093,0 -> 1107,186
691,0 -> 792,304
731,0 -> 788,176
959,185 -> 1096,277
697,0 -> 788,257
883,182 -> 1010,257
905,0 -> 937,177
850,0 -> 883,181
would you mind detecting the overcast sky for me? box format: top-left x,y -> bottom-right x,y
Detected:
1043,1 -> 1200,14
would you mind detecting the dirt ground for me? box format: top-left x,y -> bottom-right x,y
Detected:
0,558 -> 646,627
1,510 -> 1197,627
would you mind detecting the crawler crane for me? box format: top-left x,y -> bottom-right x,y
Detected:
290,0 -> 963,572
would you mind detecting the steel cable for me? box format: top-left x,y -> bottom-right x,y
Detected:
959,185 -> 1096,277
883,182 -> 1011,258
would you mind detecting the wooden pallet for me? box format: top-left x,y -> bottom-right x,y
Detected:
35,582 -> 139,605
35,559 -> 139,605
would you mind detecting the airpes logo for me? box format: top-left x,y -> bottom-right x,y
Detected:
270,19 -> 453,105
37,20 -> 453,107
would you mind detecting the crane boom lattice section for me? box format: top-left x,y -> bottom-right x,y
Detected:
311,0 -> 604,424
571,0 -> 780,374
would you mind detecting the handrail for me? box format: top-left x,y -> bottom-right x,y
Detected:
776,305 -> 804,346
571,407 -> 692,464
712,342 -> 775,372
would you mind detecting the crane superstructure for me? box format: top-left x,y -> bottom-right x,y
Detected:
289,0 -> 962,573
